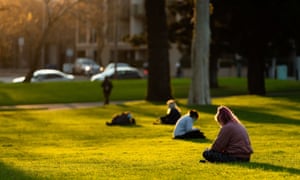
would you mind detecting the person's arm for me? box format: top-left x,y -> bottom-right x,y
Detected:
185,117 -> 194,132
166,108 -> 175,118
211,126 -> 231,152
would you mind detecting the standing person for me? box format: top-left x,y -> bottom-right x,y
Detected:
101,76 -> 113,105
173,109 -> 205,139
202,106 -> 253,163
154,99 -> 181,125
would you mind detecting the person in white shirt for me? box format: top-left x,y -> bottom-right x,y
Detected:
173,109 -> 205,139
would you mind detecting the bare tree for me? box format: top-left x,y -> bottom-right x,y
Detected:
188,0 -> 211,105
0,1 -> 31,67
23,0 -> 81,82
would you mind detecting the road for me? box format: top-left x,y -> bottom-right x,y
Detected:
0,68 -> 90,83
0,102 -> 106,110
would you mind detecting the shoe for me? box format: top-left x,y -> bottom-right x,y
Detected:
153,119 -> 161,125
106,122 -> 113,126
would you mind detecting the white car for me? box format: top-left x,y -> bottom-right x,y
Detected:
12,69 -> 75,83
103,62 -> 130,72
90,66 -> 143,81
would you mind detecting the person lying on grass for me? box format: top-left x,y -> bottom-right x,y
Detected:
202,105 -> 253,163
173,109 -> 205,139
106,112 -> 136,126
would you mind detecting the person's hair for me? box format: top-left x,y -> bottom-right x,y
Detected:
166,99 -> 181,111
166,99 -> 175,105
189,109 -> 199,119
215,106 -> 241,125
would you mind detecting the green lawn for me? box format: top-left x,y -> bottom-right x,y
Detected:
0,78 -> 299,179
1,77 -> 300,105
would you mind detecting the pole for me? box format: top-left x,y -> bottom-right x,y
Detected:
41,0 -> 47,68
113,0 -> 120,78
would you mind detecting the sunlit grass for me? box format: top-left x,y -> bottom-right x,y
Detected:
0,95 -> 299,179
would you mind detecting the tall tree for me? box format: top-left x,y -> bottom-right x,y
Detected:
188,0 -> 211,105
145,0 -> 172,101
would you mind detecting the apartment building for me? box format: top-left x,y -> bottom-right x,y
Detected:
75,0 -> 181,76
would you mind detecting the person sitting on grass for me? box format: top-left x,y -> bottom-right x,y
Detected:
154,99 -> 181,125
173,109 -> 205,139
201,105 -> 253,163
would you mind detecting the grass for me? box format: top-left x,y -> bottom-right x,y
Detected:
0,78 -> 300,179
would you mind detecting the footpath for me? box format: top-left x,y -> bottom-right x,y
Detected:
0,102 -> 107,110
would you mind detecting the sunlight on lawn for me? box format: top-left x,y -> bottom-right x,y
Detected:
0,95 -> 299,179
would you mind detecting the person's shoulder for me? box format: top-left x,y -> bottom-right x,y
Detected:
223,122 -> 243,132
180,114 -> 190,121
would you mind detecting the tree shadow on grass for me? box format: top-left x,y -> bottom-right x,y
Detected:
233,107 -> 300,126
0,161 -> 36,180
197,104 -> 300,126
266,91 -> 300,104
231,161 -> 300,175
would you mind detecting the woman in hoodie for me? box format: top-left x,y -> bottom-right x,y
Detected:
202,106 -> 253,163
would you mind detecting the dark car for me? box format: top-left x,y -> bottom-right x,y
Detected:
73,58 -> 103,75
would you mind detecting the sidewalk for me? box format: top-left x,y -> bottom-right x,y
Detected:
0,102 -> 106,110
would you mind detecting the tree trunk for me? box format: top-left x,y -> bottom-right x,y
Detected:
145,0 -> 172,101
24,29 -> 48,83
188,0 -> 211,105
209,44 -> 219,88
247,45 -> 266,95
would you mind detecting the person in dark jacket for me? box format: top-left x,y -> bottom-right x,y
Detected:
101,76 -> 113,105
154,99 -> 181,125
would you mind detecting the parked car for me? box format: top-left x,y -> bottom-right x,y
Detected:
103,62 -> 130,72
12,69 -> 74,83
90,66 -> 143,81
73,58 -> 102,75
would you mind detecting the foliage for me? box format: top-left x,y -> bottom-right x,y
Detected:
123,33 -> 147,47
0,94 -> 299,179
168,0 -> 194,49
168,0 -> 194,68
0,1 -> 33,67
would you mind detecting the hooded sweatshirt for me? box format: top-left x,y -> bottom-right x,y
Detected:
212,122 -> 253,158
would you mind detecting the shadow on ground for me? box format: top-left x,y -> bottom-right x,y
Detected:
232,161 -> 300,175
0,161 -> 35,180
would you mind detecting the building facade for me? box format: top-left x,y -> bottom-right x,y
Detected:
75,0 -> 181,76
